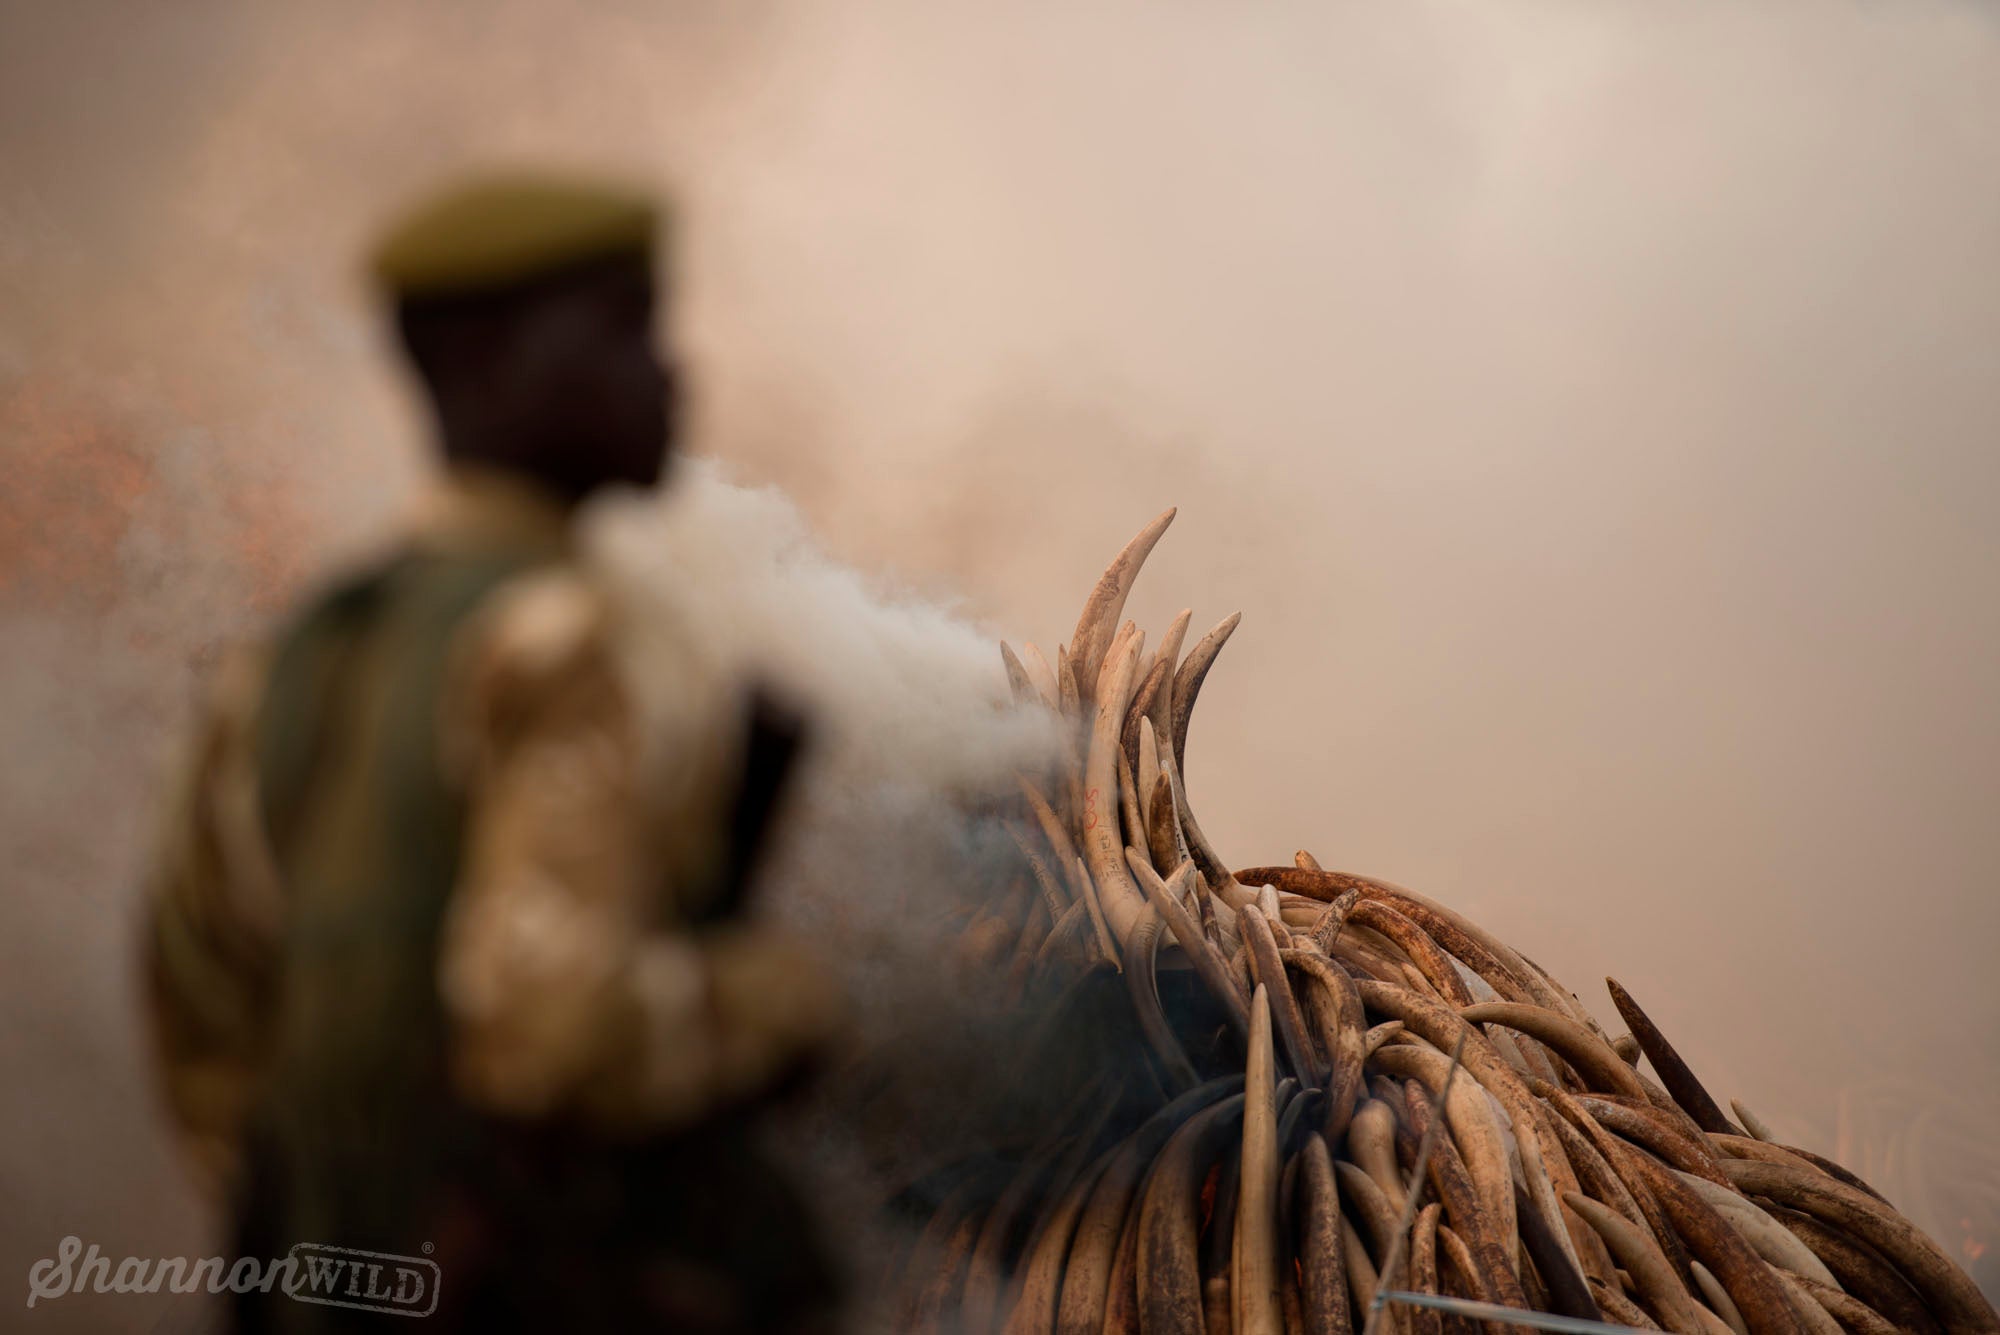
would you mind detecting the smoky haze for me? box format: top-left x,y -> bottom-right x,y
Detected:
3,0 -> 1998,1326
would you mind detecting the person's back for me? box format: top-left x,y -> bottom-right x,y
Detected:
142,174 -> 841,1333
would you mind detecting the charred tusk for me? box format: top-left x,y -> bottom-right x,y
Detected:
1057,1075 -> 1244,1334
1370,1043 -> 1517,1274
1589,1277 -> 1665,1330
1718,1158 -> 1998,1335
1570,1097 -> 1732,1189
1455,1002 -> 1646,1103
1785,1275 -> 1899,1335
1622,1153 -> 1810,1335
1509,1177 -> 1604,1325
1706,1135 -> 1890,1205
1605,978 -> 1742,1137
1353,982 -> 1586,1284
1408,1203 -> 1444,1335
1402,1079 -> 1536,1324
1350,901 -> 1474,1007
1762,1206 -> 1943,1335
1298,1134 -> 1354,1335
1136,1093 -> 1249,1335
1363,1021 -> 1407,1057
1668,1171 -> 1839,1290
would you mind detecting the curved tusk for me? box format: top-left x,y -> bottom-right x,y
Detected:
1571,1096 -> 1732,1188
1563,1191 -> 1709,1335
1353,981 -> 1586,1284
1669,1171 -> 1840,1290
1296,1134 -> 1351,1335
1456,1001 -> 1647,1103
1136,717 -> 1162,833
1233,985 -> 1283,1335
1069,506 -> 1176,706
1763,1208 -> 1942,1335
1017,639 -> 1060,710
1074,855 -> 1121,973
1351,901 -> 1474,1007
1282,948 -> 1368,1140
1055,641 -> 1080,721
1730,1100 -> 1776,1144
1345,1097 -> 1409,1217
1130,853 -> 1250,1040
1239,904 -> 1325,1087
1718,1158 -> 1998,1335
1081,632 -> 1149,945
1116,749 -> 1147,876
1401,1079 -> 1536,1319
999,640 -> 1040,707
1170,611 -> 1242,775
1623,1153 -> 1812,1335
1057,1075 -> 1244,1335
1786,1275 -> 1900,1335
1690,1261 -> 1751,1335
1370,1042 -> 1517,1270
1123,902 -> 1200,1092
1122,654 -> 1171,779
1146,608 -> 1194,747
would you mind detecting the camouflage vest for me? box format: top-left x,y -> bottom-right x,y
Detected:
237,543 -> 547,1277
231,533 -> 838,1333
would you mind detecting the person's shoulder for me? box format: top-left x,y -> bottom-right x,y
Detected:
436,563 -> 634,780
461,563 -> 617,686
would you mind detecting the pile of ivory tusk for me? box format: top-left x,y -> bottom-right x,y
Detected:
893,509 -> 1998,1335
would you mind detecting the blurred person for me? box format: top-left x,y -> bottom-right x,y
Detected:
139,172 -> 843,1333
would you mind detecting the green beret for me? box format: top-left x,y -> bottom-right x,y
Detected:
370,171 -> 659,301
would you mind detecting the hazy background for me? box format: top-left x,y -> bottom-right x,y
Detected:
4,0 -> 1997,1326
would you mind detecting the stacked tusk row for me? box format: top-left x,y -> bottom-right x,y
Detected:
897,509 -> 1996,1335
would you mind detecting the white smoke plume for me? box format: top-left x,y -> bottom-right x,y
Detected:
591,462 -> 1075,1312
591,460 -> 1060,806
